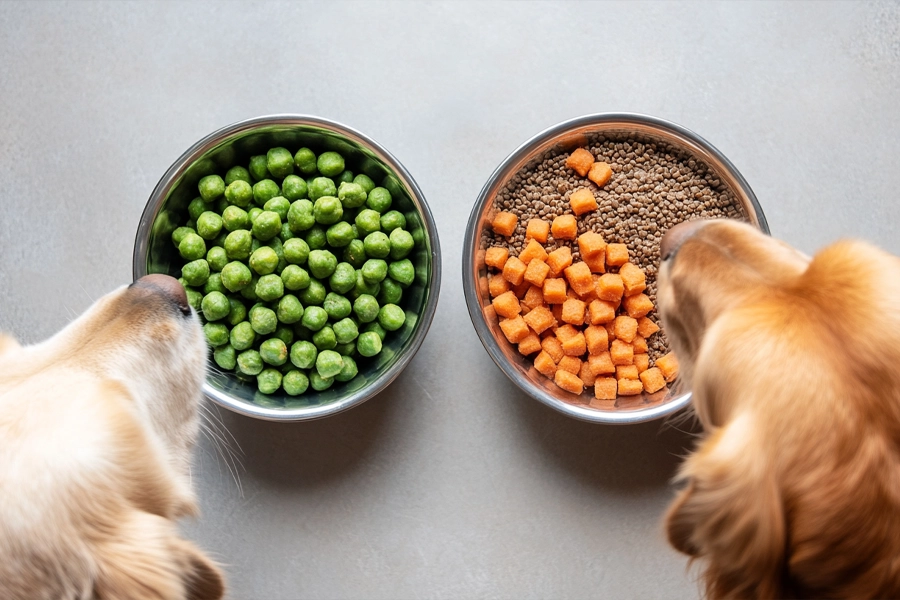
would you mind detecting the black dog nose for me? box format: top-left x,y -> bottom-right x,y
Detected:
132,274 -> 191,315
660,219 -> 711,262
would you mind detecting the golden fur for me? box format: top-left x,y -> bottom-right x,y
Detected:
0,276 -> 225,600
657,219 -> 900,598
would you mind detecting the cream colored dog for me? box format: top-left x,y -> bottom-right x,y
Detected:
0,274 -> 225,600
657,219 -> 900,598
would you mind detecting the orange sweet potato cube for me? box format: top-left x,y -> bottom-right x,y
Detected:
561,298 -> 586,325
632,335 -> 648,354
488,273 -> 511,298
518,332 -> 542,356
561,331 -> 587,356
484,246 -> 509,270
636,316 -> 660,338
554,323 -> 579,342
617,378 -> 644,396
491,291 -> 521,319
499,316 -> 530,343
587,161 -> 613,187
523,305 -> 556,335
542,278 -> 568,304
513,279 -> 531,299
502,256 -> 527,286
594,377 -> 617,400
555,370 -> 584,395
616,365 -> 639,380
565,147 -> 595,177
551,214 -> 578,240
557,355 -> 582,376
618,263 -> 647,296
551,302 -> 564,324
569,188 -> 598,216
587,299 -> 616,324
633,353 -> 650,373
492,211 -> 518,237
605,243 -> 629,267
518,239 -> 549,265
639,367 -> 666,393
541,336 -> 565,363
583,250 -> 606,274
522,285 -> 544,310
523,259 -> 551,287
610,339 -> 634,365
563,262 -> 594,297
525,218 -> 550,243
578,231 -> 607,258
588,351 -> 616,376
579,361 -> 597,387
623,293 -> 654,319
546,246 -> 573,276
655,352 -> 679,382
534,351 -> 557,378
605,321 -> 617,340
584,325 -> 609,355
596,273 -> 624,302
614,316 -> 638,343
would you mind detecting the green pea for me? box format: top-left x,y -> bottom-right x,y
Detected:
361,259 -> 388,284
248,207 -> 263,223
224,180 -> 253,208
257,368 -> 282,394
196,212 -> 223,240
260,338 -> 288,366
185,287 -> 203,312
389,259 -> 415,287
251,211 -> 280,241
273,324 -> 294,346
249,305 -> 277,335
222,205 -> 249,232
378,303 -> 406,331
277,294 -> 304,324
378,278 -> 404,305
343,239 -> 367,268
226,297 -> 247,326
264,196 -> 291,221
203,322 -> 230,347
355,209 -> 382,235
280,223 -> 295,242
213,344 -> 237,370
249,246 -> 278,275
252,179 -> 280,207
225,165 -> 251,185
353,294 -> 380,323
389,228 -> 415,260
363,231 -> 391,259
337,181 -> 367,209
230,321 -> 256,351
293,323 -> 314,341
172,226 -> 195,249
224,230 -> 252,260
218,262 -> 250,294
363,321 -> 387,341
284,238 -> 310,264
213,197 -> 228,215
290,340 -> 318,369
237,349 -> 264,376
283,370 -> 309,395
199,175 -> 225,202
266,147 -> 294,178
255,274 -> 284,302
298,279 -> 326,305
323,292 -> 352,320
335,355 -> 358,382
329,262 -> 357,294
312,326 -> 337,351
212,230 -> 229,248
179,233 -> 207,261
287,199 -> 315,232
309,372 -> 334,391
356,331 -> 383,357
240,276 -> 259,300
315,349 -> 343,378
203,272 -> 226,295
248,155 -> 269,180
325,221 -> 355,247
282,264 -> 311,291
205,246 -> 228,272
316,151 -> 345,177
308,177 -> 337,201
335,341 -> 356,356
332,317 -> 359,344
294,147 -> 317,175
337,170 -> 354,184
353,174 -> 376,194
182,259 -> 210,286
308,249 -> 338,279
353,270 -> 381,298
200,291 -> 228,321
380,210 -> 406,233
305,225 -> 327,249
366,187 -> 392,213
188,197 -> 207,222
301,305 -> 328,332
313,196 -> 343,225
282,175 -> 308,201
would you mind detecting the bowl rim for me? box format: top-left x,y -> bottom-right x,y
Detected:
134,113 -> 442,421
462,112 -> 768,424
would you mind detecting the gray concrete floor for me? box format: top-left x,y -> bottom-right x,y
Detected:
1,1 -> 899,598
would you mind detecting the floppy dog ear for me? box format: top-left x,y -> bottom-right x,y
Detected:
92,510 -> 225,600
665,422 -> 787,599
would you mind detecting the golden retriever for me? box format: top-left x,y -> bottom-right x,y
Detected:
0,274 -> 225,600
657,219 -> 900,598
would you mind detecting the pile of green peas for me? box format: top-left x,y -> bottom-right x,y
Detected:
170,146 -> 416,396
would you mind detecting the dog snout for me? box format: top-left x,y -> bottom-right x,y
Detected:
660,219 -> 711,262
131,274 -> 191,316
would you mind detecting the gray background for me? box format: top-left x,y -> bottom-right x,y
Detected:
1,1 -> 898,598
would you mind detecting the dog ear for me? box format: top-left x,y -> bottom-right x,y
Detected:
91,509 -> 224,600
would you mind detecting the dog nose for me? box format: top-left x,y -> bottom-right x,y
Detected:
660,219 -> 710,261
133,274 -> 191,315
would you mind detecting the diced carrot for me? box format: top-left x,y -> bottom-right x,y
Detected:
588,351 -> 616,376
584,325 -> 609,355
551,214 -> 577,240
640,367 -> 666,393
484,246 -> 509,270
522,305 -> 556,335
541,336 -> 565,363
525,218 -> 550,243
492,211 -> 518,237
587,161 -> 613,187
578,231 -> 607,259
632,335 -> 648,354
623,293 -> 654,319
518,332 -> 542,356
569,188 -> 598,216
587,299 -> 616,324
563,262 -> 594,297
499,316 -> 530,343
534,351 -> 558,377
636,316 -> 660,338
610,339 -> 634,365
502,256 -> 527,286
546,246 -> 573,276
579,361 -> 597,387
561,331 -> 587,356
561,298 -> 586,325
522,285 -> 544,310
605,321 -> 617,340
618,263 -> 646,296
551,302 -> 564,324
614,315 -> 638,343
616,365 -> 639,380
565,147 -> 595,177
555,370 -> 584,394
617,378 -> 644,396
488,273 -> 511,298
596,273 -> 624,302
542,278 -> 568,304
655,352 -> 679,382
557,355 -> 582,375
583,250 -> 606,274
594,377 -> 617,400
518,238 -> 549,265
633,353 -> 650,373
554,324 -> 580,343
491,291 -> 521,319
605,243 -> 629,267
523,259 -> 551,287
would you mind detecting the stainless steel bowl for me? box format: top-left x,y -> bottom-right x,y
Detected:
134,114 -> 441,421
463,113 -> 768,424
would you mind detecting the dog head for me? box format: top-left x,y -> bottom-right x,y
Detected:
658,219 -> 900,598
0,274 -> 224,599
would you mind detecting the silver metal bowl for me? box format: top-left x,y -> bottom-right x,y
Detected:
134,114 -> 441,421
463,113 -> 768,424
